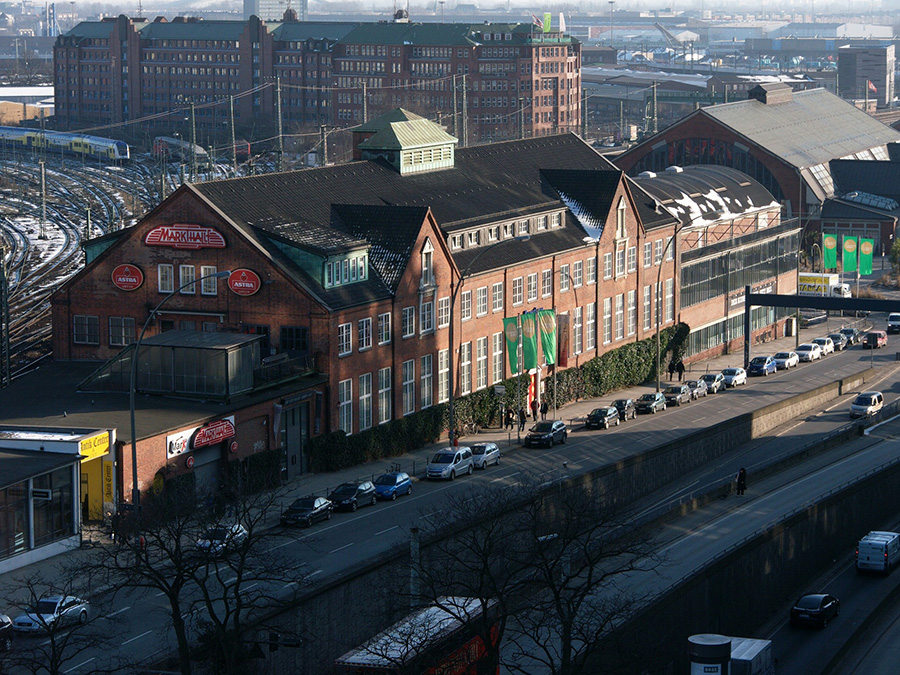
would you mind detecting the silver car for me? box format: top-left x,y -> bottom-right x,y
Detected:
426,447 -> 474,480
471,442 -> 500,469
12,596 -> 89,633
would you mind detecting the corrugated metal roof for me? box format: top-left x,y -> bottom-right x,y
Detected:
142,330 -> 263,349
359,119 -> 458,150
830,159 -> 900,200
703,88 -> 900,170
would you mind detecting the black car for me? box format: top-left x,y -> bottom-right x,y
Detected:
0,613 -> 11,651
663,385 -> 691,406
827,333 -> 849,351
524,420 -> 568,447
586,407 -> 620,430
280,496 -> 333,527
612,398 -> 636,421
790,593 -> 840,628
327,481 -> 377,512
840,327 -> 861,345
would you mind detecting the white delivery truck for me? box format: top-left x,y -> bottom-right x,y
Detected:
856,531 -> 900,574
798,273 -> 851,299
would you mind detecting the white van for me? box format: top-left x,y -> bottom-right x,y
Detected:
856,531 -> 900,574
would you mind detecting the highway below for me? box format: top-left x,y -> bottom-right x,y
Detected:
8,319 -> 900,673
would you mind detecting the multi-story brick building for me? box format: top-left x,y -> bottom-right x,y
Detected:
53,14 -> 581,144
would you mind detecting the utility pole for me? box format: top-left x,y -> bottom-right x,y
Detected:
229,95 -> 237,175
361,81 -> 367,125
85,206 -> 91,240
319,125 -> 327,166
519,97 -> 524,139
652,81 -> 658,134
451,74 -> 458,138
39,160 -> 46,240
0,243 -> 9,389
461,74 -> 468,147
276,77 -> 284,172
190,102 -> 197,182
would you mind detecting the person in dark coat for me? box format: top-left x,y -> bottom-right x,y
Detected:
518,408 -> 527,432
540,400 -> 549,420
736,468 -> 747,496
676,361 -> 685,382
667,360 -> 676,380
530,399 -> 539,420
505,409 -> 514,430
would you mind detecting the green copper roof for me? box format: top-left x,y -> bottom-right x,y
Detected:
270,21 -> 359,42
337,22 -> 563,47
358,118 -> 457,150
355,108 -> 426,134
62,21 -> 116,39
138,20 -> 249,40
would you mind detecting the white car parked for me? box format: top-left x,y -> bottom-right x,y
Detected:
811,336 -> 835,355
426,447 -> 475,480
12,596 -> 89,633
850,391 -> 884,418
773,351 -> 799,370
795,343 -> 823,362
721,367 -> 747,387
471,442 -> 501,469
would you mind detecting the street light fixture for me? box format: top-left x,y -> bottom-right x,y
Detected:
129,269 -> 232,516
448,235 -> 531,446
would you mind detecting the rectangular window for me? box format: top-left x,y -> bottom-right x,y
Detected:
200,265 -> 218,295
573,306 -> 583,354
179,265 -> 195,294
542,269 -> 552,297
560,264 -> 570,292
513,277 -> 523,305
461,291 -> 472,321
402,360 -> 415,415
378,367 -> 392,424
158,264 -> 174,293
438,297 -> 450,328
476,337 -> 488,390
627,246 -> 637,273
666,278 -> 674,322
359,373 -> 372,431
460,342 -> 472,395
378,312 -> 392,344
73,314 -> 99,345
586,257 -> 596,284
476,287 -> 488,316
420,301 -> 434,334
338,379 -> 352,433
492,282 -> 504,312
358,318 -> 372,350
492,332 -> 503,383
109,316 -> 135,347
338,323 -> 352,355
603,253 -> 612,279
627,290 -> 636,336
615,294 -> 624,340
655,239 -> 663,264
603,298 -> 612,344
438,349 -> 450,403
573,261 -> 583,288
644,241 -> 652,268
527,273 -> 538,302
586,303 -> 596,350
666,237 -> 674,261
402,307 -> 415,337
615,248 -> 625,277
643,285 -> 652,330
421,354 -> 433,409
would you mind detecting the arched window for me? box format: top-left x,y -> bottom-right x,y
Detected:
421,238 -> 435,287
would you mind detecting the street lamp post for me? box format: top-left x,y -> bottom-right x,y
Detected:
129,270 -> 232,515
448,236 -> 530,446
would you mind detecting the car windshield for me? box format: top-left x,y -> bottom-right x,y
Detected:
638,394 -> 657,402
431,453 -> 454,464
723,369 -> 739,375
204,528 -> 227,540
812,339 -> 826,345
774,353 -> 790,359
331,485 -> 358,496
750,357 -> 767,365
532,422 -> 554,432
797,345 -> 811,351
471,445 -> 489,455
613,400 -> 629,408
796,596 -> 823,610
687,381 -> 700,387
35,600 -> 58,615
290,498 -> 316,509
841,329 -> 854,335
701,374 -> 718,382
374,475 -> 397,485
664,387 -> 681,394
890,314 -> 900,321
854,395 -> 877,406
828,334 -> 843,341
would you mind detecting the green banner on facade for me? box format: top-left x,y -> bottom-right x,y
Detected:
503,317 -> 520,374
860,238 -> 874,275
822,233 -> 838,270
843,236 -> 858,272
521,312 -> 538,371
537,309 -> 557,365
543,12 -> 551,32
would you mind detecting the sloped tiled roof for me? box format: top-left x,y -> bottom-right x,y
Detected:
359,119 -> 457,150
62,21 -> 115,39
541,169 -> 621,239
830,159 -> 900,200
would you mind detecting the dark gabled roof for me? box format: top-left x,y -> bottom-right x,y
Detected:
541,169 -> 621,239
269,21 -> 359,42
0,448 -> 79,490
138,19 -> 248,40
821,198 -> 900,220
61,21 -> 116,39
332,204 -> 430,291
335,22 -> 569,47
830,159 -> 900,200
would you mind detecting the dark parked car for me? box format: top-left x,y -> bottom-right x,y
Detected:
281,496 -> 333,527
586,406 -> 621,429
612,398 -> 636,421
327,481 -> 377,511
636,392 -> 667,414
865,330 -> 888,349
747,355 -> 776,376
663,385 -> 691,406
840,327 -> 861,345
524,420 -> 568,447
827,333 -> 849,351
0,613 -> 11,651
685,380 -> 708,399
790,593 -> 840,628
374,471 -> 413,499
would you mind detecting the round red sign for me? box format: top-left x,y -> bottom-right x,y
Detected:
228,269 -> 262,296
111,264 -> 144,291
185,455 -> 195,469
229,440 -> 238,454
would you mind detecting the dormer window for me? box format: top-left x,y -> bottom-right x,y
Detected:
451,234 -> 463,249
323,252 -> 368,289
503,223 -> 514,238
537,215 -> 548,231
467,231 -> 481,246
421,238 -> 435,287
551,212 -> 561,228
616,198 -> 627,239
488,226 -> 499,242
518,220 -> 529,236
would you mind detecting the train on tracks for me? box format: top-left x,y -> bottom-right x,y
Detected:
152,136 -> 211,169
0,126 -> 130,160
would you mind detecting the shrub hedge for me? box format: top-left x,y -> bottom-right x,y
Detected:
306,323 -> 689,473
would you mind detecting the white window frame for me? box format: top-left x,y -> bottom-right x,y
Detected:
627,290 -> 636,336
378,312 -> 392,345
378,367 -> 392,424
586,257 -> 596,285
420,300 -> 434,334
460,342 -> 472,396
402,360 -> 415,415
542,269 -> 552,297
461,290 -> 473,321
438,297 -> 450,328
492,282 -> 504,312
158,264 -> 174,293
421,239 -> 435,286
438,349 -> 450,403
627,246 -> 636,273
586,303 -> 596,350
476,287 -> 488,316
359,373 -> 372,431
665,278 -> 675,323
643,285 -> 653,330
603,253 -> 612,279
358,317 -> 372,351
527,273 -> 538,302
402,306 -> 415,337
492,332 -> 503,383
666,236 -> 674,261
200,265 -> 218,295
573,306 -> 583,355
179,265 -> 195,294
476,336 -> 488,390
603,297 -> 612,344
338,379 -> 353,434
560,264 -> 570,292
644,241 -> 652,268
512,277 -> 523,306
338,322 -> 352,356
615,294 -> 624,340
421,354 -> 433,409
573,261 -> 583,288
109,316 -> 135,347
615,247 -> 625,278
654,239 -> 663,264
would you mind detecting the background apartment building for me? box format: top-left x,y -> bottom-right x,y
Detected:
837,44 -> 894,108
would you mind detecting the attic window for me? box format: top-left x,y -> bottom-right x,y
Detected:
451,234 -> 463,249
551,212 -> 561,228
537,215 -> 548,231
467,231 -> 481,246
616,197 -> 627,239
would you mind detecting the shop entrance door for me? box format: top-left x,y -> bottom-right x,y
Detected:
281,403 -> 309,480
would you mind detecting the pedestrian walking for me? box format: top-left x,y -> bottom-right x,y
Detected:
668,360 -> 676,380
540,400 -> 549,420
518,408 -> 527,432
505,409 -> 514,430
530,399 -> 539,420
736,467 -> 747,496
676,361 -> 685,382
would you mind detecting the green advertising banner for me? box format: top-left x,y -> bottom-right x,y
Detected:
860,238 -> 874,275
537,309 -> 557,365
543,12 -> 551,32
503,317 -> 520,374
823,233 -> 838,270
521,312 -> 538,371
843,236 -> 858,272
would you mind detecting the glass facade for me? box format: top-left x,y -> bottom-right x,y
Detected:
1,466 -> 76,562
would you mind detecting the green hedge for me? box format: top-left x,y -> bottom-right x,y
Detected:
306,323 -> 689,473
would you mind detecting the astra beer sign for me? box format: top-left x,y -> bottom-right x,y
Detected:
144,224 -> 226,249
228,269 -> 262,296
111,264 -> 144,291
